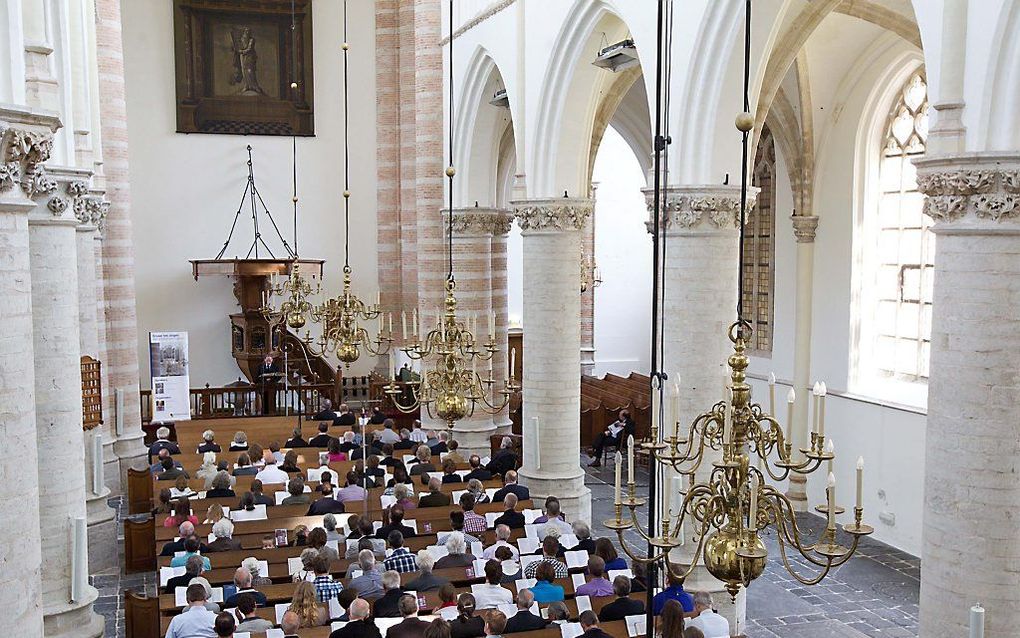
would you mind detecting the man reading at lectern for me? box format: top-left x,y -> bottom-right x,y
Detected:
257,355 -> 281,415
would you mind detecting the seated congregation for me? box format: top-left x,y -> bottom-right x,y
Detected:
148,414 -> 731,638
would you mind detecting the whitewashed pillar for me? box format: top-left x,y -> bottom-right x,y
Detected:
786,215 -> 818,511
0,110 -> 54,638
512,197 -> 593,524
916,154 -> 1020,638
27,160 -> 103,638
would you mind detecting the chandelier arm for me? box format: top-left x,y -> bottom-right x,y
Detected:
655,414 -> 714,475
770,501 -> 834,585
665,499 -> 720,584
613,528 -> 670,565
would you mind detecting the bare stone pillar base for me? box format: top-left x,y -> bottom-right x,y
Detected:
85,492 -> 117,573
451,419 -> 498,459
43,597 -> 104,638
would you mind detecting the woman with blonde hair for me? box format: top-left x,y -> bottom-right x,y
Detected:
203,503 -> 225,525
287,581 -> 328,627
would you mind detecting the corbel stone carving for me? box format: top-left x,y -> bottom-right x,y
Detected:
48,196 -> 69,215
643,185 -> 758,232
915,159 -> 1020,224
22,165 -> 58,199
512,198 -> 593,231
0,115 -> 56,198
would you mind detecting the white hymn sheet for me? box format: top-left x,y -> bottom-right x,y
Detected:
575,595 -> 593,613
523,509 -> 542,524
514,578 -> 537,592
572,573 -> 587,589
560,623 -> 584,638
565,550 -> 588,569
608,568 -> 635,581
625,614 -> 647,637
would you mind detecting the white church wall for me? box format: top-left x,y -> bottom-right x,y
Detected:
122,1 -> 379,386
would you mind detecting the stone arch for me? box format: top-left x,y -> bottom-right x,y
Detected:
982,1 -> 1020,149
585,66 -> 652,185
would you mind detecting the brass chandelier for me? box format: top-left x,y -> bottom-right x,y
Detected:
383,0 -> 518,426
604,0 -> 872,602
260,0 -> 393,367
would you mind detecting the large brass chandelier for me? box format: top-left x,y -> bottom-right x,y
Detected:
382,0 -> 518,426
261,264 -> 319,331
604,0 -> 872,603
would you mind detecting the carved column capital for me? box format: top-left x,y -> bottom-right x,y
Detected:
0,107 -> 60,205
791,215 -> 819,243
31,166 -> 97,226
914,153 -> 1020,228
643,184 -> 758,234
443,207 -> 514,236
511,197 -> 593,232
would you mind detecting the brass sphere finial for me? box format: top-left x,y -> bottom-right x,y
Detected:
292,196 -> 299,203
342,42 -> 349,50
291,81 -> 299,89
445,166 -> 456,178
735,112 -> 754,132
343,190 -> 351,198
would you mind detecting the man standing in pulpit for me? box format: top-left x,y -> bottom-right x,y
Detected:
257,355 -> 281,415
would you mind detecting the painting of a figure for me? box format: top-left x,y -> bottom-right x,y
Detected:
231,26 -> 266,95
211,21 -> 279,99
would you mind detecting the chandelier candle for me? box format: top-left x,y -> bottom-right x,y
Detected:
627,434 -> 635,484
856,457 -> 864,509
671,381 -> 680,440
786,388 -> 795,452
614,451 -> 622,505
749,473 -> 759,527
818,382 -> 828,440
768,372 -> 776,415
827,472 -> 836,530
811,382 -> 821,439
826,439 -> 834,475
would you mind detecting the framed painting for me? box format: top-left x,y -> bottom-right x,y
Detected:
173,0 -> 314,136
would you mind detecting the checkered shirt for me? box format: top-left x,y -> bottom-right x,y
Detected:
463,511 -> 488,534
313,575 -> 344,602
523,557 -> 569,579
384,547 -> 419,573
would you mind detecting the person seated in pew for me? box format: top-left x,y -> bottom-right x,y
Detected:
288,580 -> 329,628
323,513 -> 344,543
578,610 -> 613,638
312,398 -> 338,423
594,538 -> 628,572
409,446 -> 436,476
435,531 -> 475,570
408,419 -> 428,444
255,451 -> 290,485
292,525 -> 310,548
151,447 -> 183,476
460,493 -> 487,534
309,526 -> 340,562
334,403 -> 356,427
241,556 -> 272,587
338,430 -> 358,455
379,418 -> 402,446
389,465 -> 413,489
383,531 -> 418,573
575,556 -> 614,597
280,449 -> 303,473
419,477 -> 452,508
429,431 -> 450,455
280,610 -> 303,638
547,602 -> 570,626
684,626 -> 705,638
377,504 -> 416,539
248,443 -> 266,468
208,518 -> 242,552
349,549 -> 385,601
491,471 -> 528,503
233,592 -> 274,633
539,523 -> 568,558
533,498 -> 571,535
373,570 -> 406,618
310,554 -> 344,602
492,493 -> 524,530
652,565 -> 695,617
394,429 -> 416,451
432,583 -> 458,616
495,546 -> 521,584
523,536 -> 568,580
165,497 -> 198,528
165,554 -> 205,594
148,425 -> 181,463
387,594 -> 430,638
346,530 -> 384,561
404,550 -> 448,592
195,452 -> 218,486
529,562 -> 564,604
224,567 -> 268,607
449,511 -> 481,545
482,525 -> 520,561
308,422 -> 335,448
292,547 -> 320,583
165,583 -> 217,638
657,600 -> 687,638
329,598 -> 382,638
486,438 -> 518,478
337,470 -> 368,503
393,483 -> 417,510
206,471 -> 236,499
158,456 -> 190,482
463,456 -> 492,482
465,479 -> 489,505
445,440 -> 465,465
170,536 -> 211,570
368,407 -> 387,425
483,610 -> 508,638
308,482 -> 346,515
587,410 -> 631,468
231,453 -> 257,478
379,444 -> 400,468
172,476 -> 198,502
316,471 -> 335,493
153,489 -> 173,516
572,521 -> 597,554
449,593 -> 485,638
229,431 -> 248,451
345,514 -> 364,539
441,459 -> 464,485
160,521 -> 208,556
332,588 -> 359,622
503,589 -> 548,634
285,427 -> 308,449
281,477 -> 311,506
366,455 -> 387,480
473,560 -> 514,610
198,430 -> 222,454
327,438 -> 348,463
597,576 -> 645,622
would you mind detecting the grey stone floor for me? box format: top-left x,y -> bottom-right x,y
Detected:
104,458 -> 920,638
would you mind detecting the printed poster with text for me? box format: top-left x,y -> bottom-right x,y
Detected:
149,331 -> 191,422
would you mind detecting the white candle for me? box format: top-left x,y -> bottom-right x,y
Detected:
749,473 -> 759,529
785,388 -> 795,452
673,475 -> 685,545
627,434 -> 635,484
614,452 -> 622,505
826,439 -> 835,475
413,308 -> 419,338
376,290 -> 381,308
818,382 -> 828,440
510,347 -> 516,376
827,472 -> 836,530
663,472 -> 672,520
768,372 -> 776,415
856,456 -> 864,510
389,350 -> 395,381
811,382 -> 821,437
488,311 -> 495,339
970,603 -> 985,638
671,382 -> 680,437
472,355 -> 477,378
401,311 -> 408,340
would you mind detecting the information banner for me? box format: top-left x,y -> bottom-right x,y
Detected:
149,331 -> 191,422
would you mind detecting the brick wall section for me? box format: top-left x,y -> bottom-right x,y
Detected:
94,0 -> 145,470
375,0 -> 403,335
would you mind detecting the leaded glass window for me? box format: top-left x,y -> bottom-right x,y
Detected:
742,124 -> 776,353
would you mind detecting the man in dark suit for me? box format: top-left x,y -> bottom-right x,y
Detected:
376,504 -> 415,539
164,554 -> 204,594
285,427 -> 307,448
329,599 -> 381,638
372,571 -> 405,618
385,594 -> 429,638
493,493 -> 525,529
486,436 -> 518,477
308,422 -> 333,448
597,576 -> 645,621
367,407 -> 387,425
223,567 -> 268,608
579,610 -> 614,638
334,403 -> 357,426
256,355 -> 281,415
504,590 -> 548,633
492,470 -> 530,503
307,484 -> 346,515
311,399 -> 338,422
417,477 -> 452,508
463,455 -> 492,482
160,522 -> 209,556
156,457 -> 189,481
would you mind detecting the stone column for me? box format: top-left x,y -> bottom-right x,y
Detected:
0,110 -> 54,638
580,184 -> 597,375
650,184 -> 753,634
95,0 -> 146,480
512,197 -> 593,524
916,154 -> 1020,638
27,165 -> 103,638
489,210 -> 513,434
786,214 -> 818,511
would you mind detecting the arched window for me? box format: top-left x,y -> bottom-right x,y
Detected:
742,124 -> 776,353
857,70 -> 932,391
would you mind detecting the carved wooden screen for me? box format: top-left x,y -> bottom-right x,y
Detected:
81,356 -> 103,430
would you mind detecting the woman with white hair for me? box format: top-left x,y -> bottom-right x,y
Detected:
208,518 -> 242,552
195,452 -> 219,488
241,556 -> 273,587
404,549 -> 449,592
291,547 -> 319,583
147,425 -> 181,463
229,431 -> 248,451
572,520 -> 596,553
466,478 -> 489,504
197,429 -> 221,454
322,513 -> 344,543
409,445 -> 435,476
435,531 -> 474,570
393,483 -> 416,510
